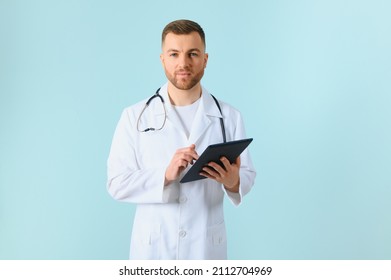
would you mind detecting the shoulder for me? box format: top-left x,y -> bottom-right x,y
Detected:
123,99 -> 146,112
120,97 -> 149,120
202,86 -> 242,118
121,84 -> 168,119
211,95 -> 243,121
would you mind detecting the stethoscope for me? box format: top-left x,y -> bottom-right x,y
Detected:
137,88 -> 227,143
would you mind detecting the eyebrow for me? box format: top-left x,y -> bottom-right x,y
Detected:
167,48 -> 202,53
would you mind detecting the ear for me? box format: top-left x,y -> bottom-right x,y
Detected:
204,53 -> 209,68
160,53 -> 164,65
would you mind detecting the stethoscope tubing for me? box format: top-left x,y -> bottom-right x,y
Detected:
137,88 -> 226,143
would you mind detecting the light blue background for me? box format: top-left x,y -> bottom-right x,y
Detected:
1,0 -> 390,259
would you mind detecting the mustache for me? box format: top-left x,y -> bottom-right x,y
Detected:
175,68 -> 192,74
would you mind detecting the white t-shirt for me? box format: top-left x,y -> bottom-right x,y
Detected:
173,98 -> 201,138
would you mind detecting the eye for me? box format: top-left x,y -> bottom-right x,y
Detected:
169,53 -> 178,57
189,52 -> 198,57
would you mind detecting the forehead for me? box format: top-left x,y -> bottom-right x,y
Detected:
162,32 -> 205,52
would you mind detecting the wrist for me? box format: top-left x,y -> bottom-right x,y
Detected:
164,176 -> 174,187
164,170 -> 176,187
224,179 -> 240,193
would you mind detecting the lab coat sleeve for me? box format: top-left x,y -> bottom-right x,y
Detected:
223,111 -> 256,206
106,109 -> 178,204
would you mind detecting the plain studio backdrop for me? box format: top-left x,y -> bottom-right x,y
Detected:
0,0 -> 390,259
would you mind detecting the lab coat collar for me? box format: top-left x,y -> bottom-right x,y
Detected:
154,83 -> 223,144
154,83 -> 222,117
201,87 -> 223,119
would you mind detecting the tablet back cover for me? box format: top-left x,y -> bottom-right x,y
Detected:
180,138 -> 253,183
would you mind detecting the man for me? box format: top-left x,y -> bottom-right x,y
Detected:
107,19 -> 256,259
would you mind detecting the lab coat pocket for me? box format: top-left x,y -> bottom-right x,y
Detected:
131,223 -> 161,259
207,221 -> 227,246
140,223 -> 161,246
205,221 -> 227,259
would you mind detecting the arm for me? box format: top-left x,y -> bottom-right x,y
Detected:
107,109 -> 169,204
200,110 -> 256,206
107,109 -> 199,204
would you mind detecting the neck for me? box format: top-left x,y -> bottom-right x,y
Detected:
167,83 -> 202,106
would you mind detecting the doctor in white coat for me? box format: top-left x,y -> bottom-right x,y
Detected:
107,19 -> 256,260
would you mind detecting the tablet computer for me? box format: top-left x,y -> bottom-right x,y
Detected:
180,138 -> 253,183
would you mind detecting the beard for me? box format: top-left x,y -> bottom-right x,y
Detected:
165,67 -> 205,90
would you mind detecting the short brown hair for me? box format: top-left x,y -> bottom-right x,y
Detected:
162,19 -> 206,48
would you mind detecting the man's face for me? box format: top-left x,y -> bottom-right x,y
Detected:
160,32 -> 208,91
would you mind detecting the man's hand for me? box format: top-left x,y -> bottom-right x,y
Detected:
165,144 -> 199,186
200,156 -> 241,193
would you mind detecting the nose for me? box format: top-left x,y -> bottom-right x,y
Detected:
178,53 -> 190,68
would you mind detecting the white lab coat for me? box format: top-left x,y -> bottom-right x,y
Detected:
107,83 -> 256,260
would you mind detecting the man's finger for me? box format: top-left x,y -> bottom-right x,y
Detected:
220,157 -> 232,170
207,161 -> 225,175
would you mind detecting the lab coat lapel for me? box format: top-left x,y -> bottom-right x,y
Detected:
167,106 -> 188,138
154,84 -> 222,143
188,88 -> 222,145
156,85 -> 188,139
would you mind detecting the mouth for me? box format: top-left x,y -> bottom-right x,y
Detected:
176,71 -> 191,77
